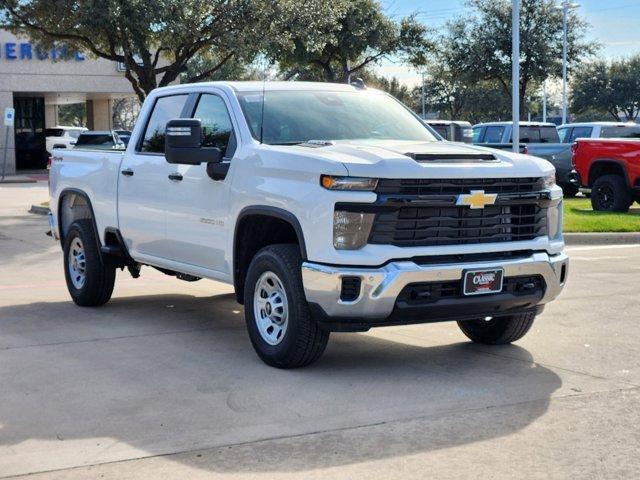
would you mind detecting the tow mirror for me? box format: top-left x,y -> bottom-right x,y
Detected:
164,118 -> 223,165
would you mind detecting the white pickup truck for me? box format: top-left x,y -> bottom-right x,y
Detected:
48,81 -> 568,368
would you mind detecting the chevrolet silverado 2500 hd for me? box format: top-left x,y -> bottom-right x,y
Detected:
48,82 -> 568,368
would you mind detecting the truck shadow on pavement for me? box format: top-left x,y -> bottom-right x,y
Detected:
0,293 -> 562,476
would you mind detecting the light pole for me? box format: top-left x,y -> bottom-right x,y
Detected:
421,72 -> 426,119
542,81 -> 547,123
512,0 -> 519,153
559,1 -> 579,125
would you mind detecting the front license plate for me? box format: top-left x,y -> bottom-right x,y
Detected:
463,269 -> 504,296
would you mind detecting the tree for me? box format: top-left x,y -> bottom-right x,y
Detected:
275,0 -> 431,83
441,0 -> 594,117
571,55 -> 640,121
0,0 -> 343,101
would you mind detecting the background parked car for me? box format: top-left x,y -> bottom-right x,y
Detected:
558,122 -> 640,143
45,126 -> 88,155
423,120 -> 473,143
73,131 -> 126,150
472,121 -> 579,196
573,137 -> 640,212
114,129 -> 133,146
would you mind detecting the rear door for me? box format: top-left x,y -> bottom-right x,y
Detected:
118,93 -> 190,261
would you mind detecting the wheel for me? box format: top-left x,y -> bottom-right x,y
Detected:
457,312 -> 536,345
63,219 -> 116,306
561,183 -> 579,198
591,174 -> 632,212
243,244 -> 329,368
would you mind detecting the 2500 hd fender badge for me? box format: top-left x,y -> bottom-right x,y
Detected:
200,218 -> 224,227
456,190 -> 497,209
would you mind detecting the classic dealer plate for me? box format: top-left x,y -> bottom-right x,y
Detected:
463,268 -> 504,296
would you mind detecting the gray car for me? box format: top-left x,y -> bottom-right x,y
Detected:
472,121 -> 579,196
423,120 -> 473,143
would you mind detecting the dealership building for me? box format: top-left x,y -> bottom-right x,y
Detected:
0,30 -> 137,175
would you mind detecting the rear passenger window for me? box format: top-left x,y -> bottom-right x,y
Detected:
484,126 -> 505,143
192,94 -> 235,157
140,94 -> 188,153
540,127 -> 560,143
519,127 -> 540,143
569,127 -> 593,142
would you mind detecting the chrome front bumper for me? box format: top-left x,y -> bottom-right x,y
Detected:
301,252 -> 568,320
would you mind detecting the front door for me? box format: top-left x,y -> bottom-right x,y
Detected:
118,93 -> 190,261
164,91 -> 236,276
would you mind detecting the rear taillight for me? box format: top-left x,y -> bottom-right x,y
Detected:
571,143 -> 578,167
47,156 -> 53,170
523,145 -> 528,155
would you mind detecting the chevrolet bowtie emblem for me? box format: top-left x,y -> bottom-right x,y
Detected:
456,190 -> 498,209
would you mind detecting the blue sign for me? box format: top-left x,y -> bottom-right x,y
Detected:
0,42 -> 84,62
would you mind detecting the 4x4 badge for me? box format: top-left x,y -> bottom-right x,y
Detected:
456,190 -> 498,209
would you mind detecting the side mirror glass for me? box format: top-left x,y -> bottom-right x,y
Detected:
165,118 -> 223,165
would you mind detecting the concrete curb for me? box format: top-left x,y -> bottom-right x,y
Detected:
29,205 -> 50,216
564,232 -> 640,245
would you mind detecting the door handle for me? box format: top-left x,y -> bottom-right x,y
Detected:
121,169 -> 134,177
168,173 -> 183,181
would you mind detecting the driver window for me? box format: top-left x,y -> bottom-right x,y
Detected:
193,94 -> 235,158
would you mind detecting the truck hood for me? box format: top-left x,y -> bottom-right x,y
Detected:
282,140 -> 555,179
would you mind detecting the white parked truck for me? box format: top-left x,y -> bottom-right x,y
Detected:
48,81 -> 568,368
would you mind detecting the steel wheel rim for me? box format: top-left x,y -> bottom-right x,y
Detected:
68,237 -> 87,289
253,271 -> 289,345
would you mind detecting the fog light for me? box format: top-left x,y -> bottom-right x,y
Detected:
333,210 -> 375,250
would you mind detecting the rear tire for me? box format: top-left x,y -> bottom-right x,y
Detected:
457,312 -> 536,344
63,219 -> 116,306
244,244 -> 329,368
591,174 -> 632,212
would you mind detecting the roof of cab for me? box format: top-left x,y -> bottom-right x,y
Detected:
558,121 -> 640,128
150,81 -> 375,95
473,121 -> 557,127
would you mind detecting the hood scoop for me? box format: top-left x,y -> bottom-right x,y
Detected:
405,152 -> 498,163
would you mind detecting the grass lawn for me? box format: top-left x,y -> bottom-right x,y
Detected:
563,197 -> 640,232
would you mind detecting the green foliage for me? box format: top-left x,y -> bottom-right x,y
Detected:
275,0 -> 431,83
58,104 -> 86,127
439,0 -> 594,116
571,55 -> 640,121
0,0 -> 341,100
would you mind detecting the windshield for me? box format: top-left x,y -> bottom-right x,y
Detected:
238,90 -> 437,145
45,128 -> 63,137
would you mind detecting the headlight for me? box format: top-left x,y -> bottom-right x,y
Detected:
547,201 -> 562,239
333,210 -> 375,250
321,175 -> 378,191
543,173 -> 556,189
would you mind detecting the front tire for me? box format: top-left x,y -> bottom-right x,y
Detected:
244,244 -> 329,368
457,312 -> 536,344
591,174 -> 632,212
63,219 -> 116,306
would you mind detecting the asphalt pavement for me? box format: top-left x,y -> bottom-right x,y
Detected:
1,183 -> 639,479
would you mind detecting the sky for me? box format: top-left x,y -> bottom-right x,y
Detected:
379,0 -> 640,86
